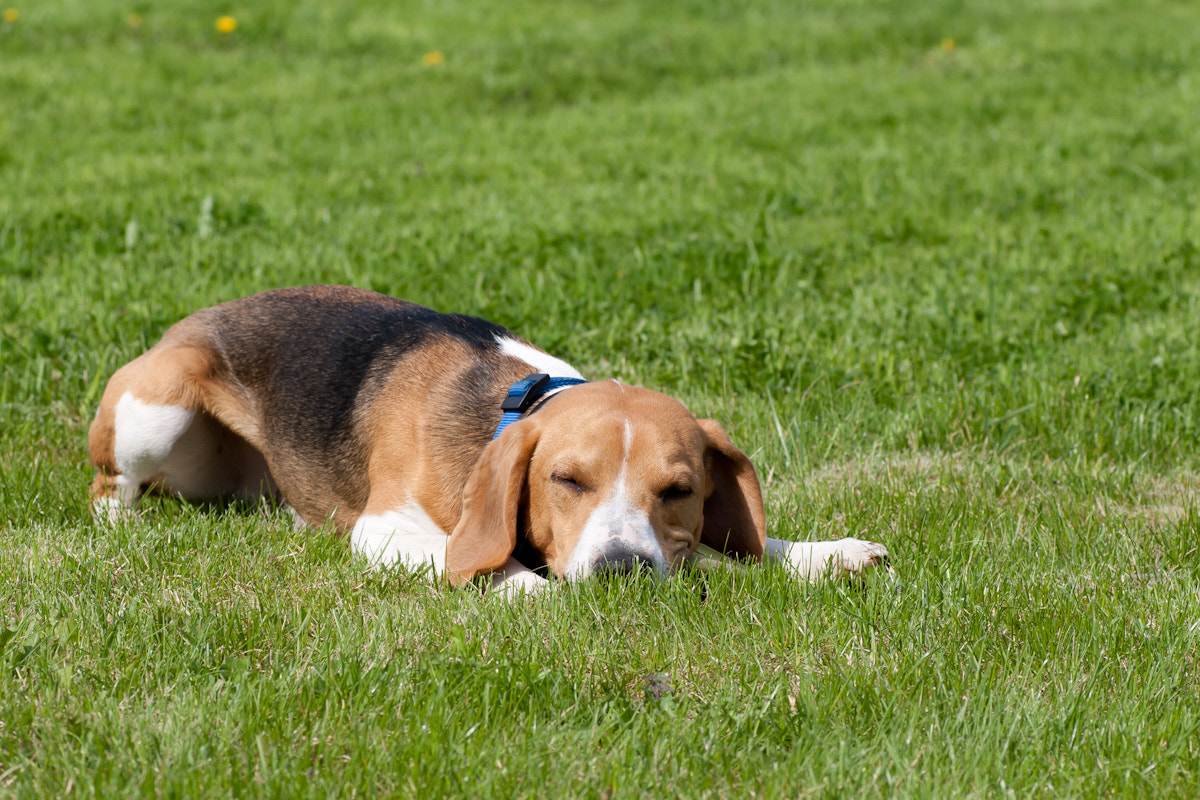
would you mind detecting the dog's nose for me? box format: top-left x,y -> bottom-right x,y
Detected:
590,547 -> 656,577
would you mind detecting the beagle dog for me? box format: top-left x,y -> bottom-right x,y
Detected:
89,286 -> 888,594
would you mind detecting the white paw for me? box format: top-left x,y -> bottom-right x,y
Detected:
828,537 -> 889,576
489,569 -> 552,599
487,556 -> 553,599
92,497 -> 137,524
782,537 -> 890,581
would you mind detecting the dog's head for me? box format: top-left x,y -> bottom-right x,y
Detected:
445,381 -> 765,584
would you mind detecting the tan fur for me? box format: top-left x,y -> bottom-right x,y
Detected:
362,339 -> 502,532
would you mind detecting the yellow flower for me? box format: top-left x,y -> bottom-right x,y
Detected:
421,50 -> 445,67
3,8 -> 18,23
941,38 -> 956,52
215,15 -> 236,34
128,13 -> 142,29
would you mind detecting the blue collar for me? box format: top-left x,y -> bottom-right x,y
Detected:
493,373 -> 589,439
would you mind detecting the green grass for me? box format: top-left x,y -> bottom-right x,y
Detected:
3,0 -> 1200,795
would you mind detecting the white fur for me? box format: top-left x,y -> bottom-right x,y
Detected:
564,422 -> 668,579
93,494 -> 135,522
106,392 -> 276,511
100,392 -> 196,517
160,410 -> 275,501
489,556 -> 552,597
112,393 -> 195,483
350,505 -> 449,574
765,536 -> 889,580
495,335 -> 584,379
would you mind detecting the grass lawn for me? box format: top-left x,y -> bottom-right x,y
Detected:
3,0 -> 1200,795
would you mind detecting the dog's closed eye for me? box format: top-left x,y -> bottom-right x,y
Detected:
552,473 -> 590,494
658,483 -> 694,503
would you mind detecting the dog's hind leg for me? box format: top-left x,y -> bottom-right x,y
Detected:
88,345 -> 271,519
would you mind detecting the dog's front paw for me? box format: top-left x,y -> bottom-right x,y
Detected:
487,557 -> 553,599
489,571 -> 552,599
828,537 -> 889,577
783,537 -> 890,581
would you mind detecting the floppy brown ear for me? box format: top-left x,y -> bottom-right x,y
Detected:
696,418 -> 766,560
445,422 -> 540,586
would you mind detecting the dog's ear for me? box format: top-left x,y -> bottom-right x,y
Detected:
445,422 -> 540,586
696,419 -> 766,560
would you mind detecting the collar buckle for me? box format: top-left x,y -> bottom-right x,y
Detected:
500,373 -> 552,413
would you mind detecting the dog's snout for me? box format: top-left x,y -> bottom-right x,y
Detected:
590,547 -> 657,577
563,491 -> 670,580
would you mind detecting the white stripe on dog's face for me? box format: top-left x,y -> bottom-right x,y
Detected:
563,422 -> 668,579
